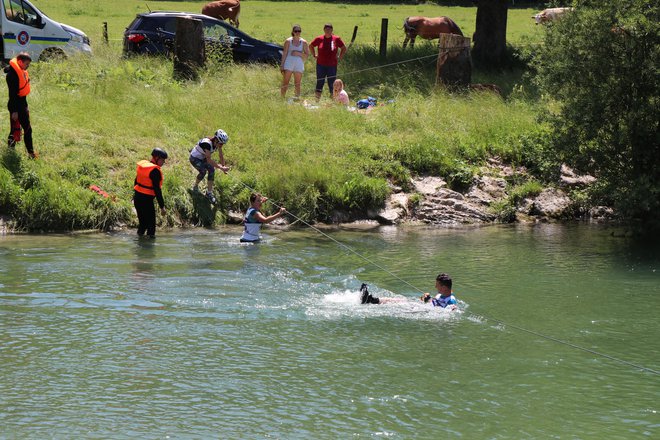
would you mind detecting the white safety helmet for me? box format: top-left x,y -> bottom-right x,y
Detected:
214,129 -> 229,144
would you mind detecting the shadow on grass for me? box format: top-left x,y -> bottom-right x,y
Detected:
2,147 -> 23,176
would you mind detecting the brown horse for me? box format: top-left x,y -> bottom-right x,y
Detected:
403,16 -> 463,48
202,0 -> 241,28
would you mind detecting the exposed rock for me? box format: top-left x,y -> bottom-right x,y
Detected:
589,206 -> 615,222
415,187 -> 495,225
368,160 -> 608,227
529,188 -> 572,218
560,164 -> 596,187
227,210 -> 243,224
517,198 -> 534,215
376,193 -> 409,224
0,215 -> 14,234
376,208 -> 403,224
466,175 -> 507,205
413,176 -> 446,195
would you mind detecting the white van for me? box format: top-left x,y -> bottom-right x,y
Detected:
1,0 -> 91,61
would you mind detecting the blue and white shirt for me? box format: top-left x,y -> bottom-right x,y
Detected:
432,294 -> 457,308
240,207 -> 262,242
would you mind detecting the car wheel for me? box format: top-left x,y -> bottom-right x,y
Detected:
40,47 -> 67,62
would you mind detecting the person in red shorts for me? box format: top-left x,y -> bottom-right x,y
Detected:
309,23 -> 347,101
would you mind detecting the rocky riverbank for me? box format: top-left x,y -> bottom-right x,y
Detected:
371,159 -> 615,226
3,159 -> 615,234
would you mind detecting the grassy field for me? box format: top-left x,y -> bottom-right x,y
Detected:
41,1 -> 545,49
0,1 -> 549,231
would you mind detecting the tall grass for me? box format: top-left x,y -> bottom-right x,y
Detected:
0,2 -> 547,231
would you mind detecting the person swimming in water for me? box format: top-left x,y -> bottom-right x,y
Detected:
420,273 -> 458,309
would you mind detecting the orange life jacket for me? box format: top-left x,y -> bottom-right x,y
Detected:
9,58 -> 30,97
134,160 -> 163,196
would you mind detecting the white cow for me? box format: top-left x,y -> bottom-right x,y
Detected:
533,7 -> 573,25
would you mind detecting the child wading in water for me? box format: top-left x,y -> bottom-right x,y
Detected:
332,79 -> 349,106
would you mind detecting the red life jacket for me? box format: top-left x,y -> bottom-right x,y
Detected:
134,160 -> 162,196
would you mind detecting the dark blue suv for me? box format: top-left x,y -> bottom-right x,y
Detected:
123,11 -> 282,63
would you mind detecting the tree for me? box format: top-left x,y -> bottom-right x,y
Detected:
472,0 -> 509,68
534,0 -> 660,229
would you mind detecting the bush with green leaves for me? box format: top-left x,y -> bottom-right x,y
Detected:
534,0 -> 659,229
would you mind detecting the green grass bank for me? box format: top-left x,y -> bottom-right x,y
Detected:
0,1 -> 547,231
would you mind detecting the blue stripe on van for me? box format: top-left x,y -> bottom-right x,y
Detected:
29,36 -> 70,43
3,33 -> 70,43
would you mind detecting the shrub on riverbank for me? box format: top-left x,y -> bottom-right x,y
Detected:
534,0 -> 660,231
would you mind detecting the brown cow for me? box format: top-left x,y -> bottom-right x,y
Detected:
202,0 -> 241,28
403,16 -> 463,48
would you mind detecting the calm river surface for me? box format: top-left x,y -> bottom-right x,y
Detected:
1,224 -> 658,439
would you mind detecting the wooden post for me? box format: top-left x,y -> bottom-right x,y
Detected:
102,22 -> 108,44
348,25 -> 359,48
436,34 -> 471,89
173,17 -> 205,81
379,18 -> 388,59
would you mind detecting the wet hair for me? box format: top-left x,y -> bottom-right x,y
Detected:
17,52 -> 31,62
250,193 -> 262,204
291,25 -> 301,36
436,273 -> 452,290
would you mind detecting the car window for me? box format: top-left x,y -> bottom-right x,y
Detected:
203,20 -> 231,39
140,16 -> 176,34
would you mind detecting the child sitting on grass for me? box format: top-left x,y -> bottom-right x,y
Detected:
332,78 -> 349,106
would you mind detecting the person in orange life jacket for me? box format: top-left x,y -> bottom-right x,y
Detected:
240,193 -> 286,243
134,148 -> 168,238
189,128 -> 230,204
5,52 -> 36,159
420,273 -> 458,309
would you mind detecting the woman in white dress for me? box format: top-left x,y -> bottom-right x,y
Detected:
280,25 -> 309,99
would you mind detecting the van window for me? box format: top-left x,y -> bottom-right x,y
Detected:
3,0 -> 40,28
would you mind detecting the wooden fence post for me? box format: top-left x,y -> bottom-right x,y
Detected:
436,34 -> 471,89
379,18 -> 388,59
348,25 -> 359,48
173,17 -> 205,81
102,22 -> 108,45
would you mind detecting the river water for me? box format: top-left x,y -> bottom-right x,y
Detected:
1,224 -> 658,439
